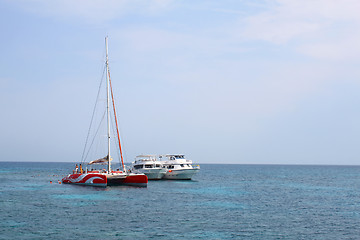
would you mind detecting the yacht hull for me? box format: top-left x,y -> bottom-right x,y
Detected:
62,173 -> 147,187
107,174 -> 148,187
138,169 -> 167,180
62,173 -> 107,187
163,169 -> 200,180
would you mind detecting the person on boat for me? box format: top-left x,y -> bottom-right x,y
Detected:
80,164 -> 83,174
75,164 -> 78,173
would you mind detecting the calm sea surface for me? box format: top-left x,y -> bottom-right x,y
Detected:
1,162 -> 360,239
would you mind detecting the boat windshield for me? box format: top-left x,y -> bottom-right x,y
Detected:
169,155 -> 185,160
134,165 -> 143,169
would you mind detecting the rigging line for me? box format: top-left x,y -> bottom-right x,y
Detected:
81,65 -> 107,163
110,111 -> 121,163
83,110 -> 107,163
108,62 -> 126,171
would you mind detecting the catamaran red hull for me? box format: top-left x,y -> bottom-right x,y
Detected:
62,173 -> 148,187
107,174 -> 148,187
62,174 -> 107,187
122,174 -> 148,187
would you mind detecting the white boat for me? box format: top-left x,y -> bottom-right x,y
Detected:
62,37 -> 147,187
160,154 -> 200,180
131,155 -> 167,180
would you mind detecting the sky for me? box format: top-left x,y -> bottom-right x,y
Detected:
1,0 -> 360,165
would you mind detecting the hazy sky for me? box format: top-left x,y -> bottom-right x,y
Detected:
1,0 -> 360,164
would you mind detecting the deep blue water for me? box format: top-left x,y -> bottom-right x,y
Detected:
1,162 -> 360,239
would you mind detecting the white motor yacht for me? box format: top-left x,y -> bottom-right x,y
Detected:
131,155 -> 167,180
160,154 -> 200,180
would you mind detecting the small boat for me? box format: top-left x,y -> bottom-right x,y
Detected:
62,37 -> 148,187
131,155 -> 167,180
160,154 -> 200,180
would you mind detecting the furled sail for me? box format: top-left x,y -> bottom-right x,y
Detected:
89,155 -> 112,165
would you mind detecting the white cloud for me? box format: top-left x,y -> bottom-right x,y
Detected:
241,10 -> 320,44
299,35 -> 360,60
240,0 -> 360,59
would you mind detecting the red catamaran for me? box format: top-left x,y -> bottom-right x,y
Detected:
62,37 -> 147,187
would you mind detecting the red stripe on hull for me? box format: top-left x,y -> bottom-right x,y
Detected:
62,174 -> 107,187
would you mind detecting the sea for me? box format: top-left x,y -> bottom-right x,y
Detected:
1,162 -> 360,240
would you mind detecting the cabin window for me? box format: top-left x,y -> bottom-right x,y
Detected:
134,165 -> 143,169
145,165 -> 153,168
155,164 -> 161,168
180,164 -> 184,167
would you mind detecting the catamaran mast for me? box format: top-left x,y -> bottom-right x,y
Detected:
105,36 -> 111,173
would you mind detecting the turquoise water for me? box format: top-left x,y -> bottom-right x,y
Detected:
1,162 -> 360,239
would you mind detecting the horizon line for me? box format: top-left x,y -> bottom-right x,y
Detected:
1,161 -> 359,167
